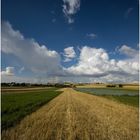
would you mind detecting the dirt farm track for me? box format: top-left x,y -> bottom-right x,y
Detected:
2,88 -> 138,140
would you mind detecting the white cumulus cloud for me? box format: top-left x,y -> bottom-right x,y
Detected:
2,21 -> 62,75
62,0 -> 80,23
63,46 -> 76,62
1,21 -> 139,83
1,67 -> 14,76
64,46 -> 139,82
118,45 -> 138,57
65,46 -> 110,76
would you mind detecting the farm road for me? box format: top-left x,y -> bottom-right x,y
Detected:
2,88 -> 138,140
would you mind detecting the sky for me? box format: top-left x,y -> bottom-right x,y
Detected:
1,0 -> 139,83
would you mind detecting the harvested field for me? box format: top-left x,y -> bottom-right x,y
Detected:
2,88 -> 139,140
77,84 -> 139,90
2,88 -> 61,130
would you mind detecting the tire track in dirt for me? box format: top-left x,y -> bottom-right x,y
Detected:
2,88 -> 139,140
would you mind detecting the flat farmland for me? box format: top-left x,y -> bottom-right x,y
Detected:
2,88 -> 139,140
2,87 -> 62,130
1,87 -> 52,93
76,84 -> 139,90
75,88 -> 139,107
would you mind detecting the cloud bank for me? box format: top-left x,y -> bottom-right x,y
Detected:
64,46 -> 139,82
2,21 -> 62,75
1,21 -> 139,83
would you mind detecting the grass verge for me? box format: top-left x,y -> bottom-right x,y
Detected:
2,88 -> 62,130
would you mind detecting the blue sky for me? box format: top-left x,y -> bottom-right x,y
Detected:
1,0 -> 139,83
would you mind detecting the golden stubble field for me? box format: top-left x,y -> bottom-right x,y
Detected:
2,88 -> 139,140
76,83 -> 139,90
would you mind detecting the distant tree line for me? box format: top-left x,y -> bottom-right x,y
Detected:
106,84 -> 123,88
1,82 -> 76,88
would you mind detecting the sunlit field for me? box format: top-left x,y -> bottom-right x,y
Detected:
2,88 -> 62,130
2,87 -> 139,140
75,87 -> 139,107
2,0 -> 139,139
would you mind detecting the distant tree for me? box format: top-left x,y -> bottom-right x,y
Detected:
118,84 -> 123,88
106,85 -> 116,87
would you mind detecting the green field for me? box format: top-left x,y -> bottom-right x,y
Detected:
103,95 -> 139,107
75,88 -> 139,107
2,88 -> 62,130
